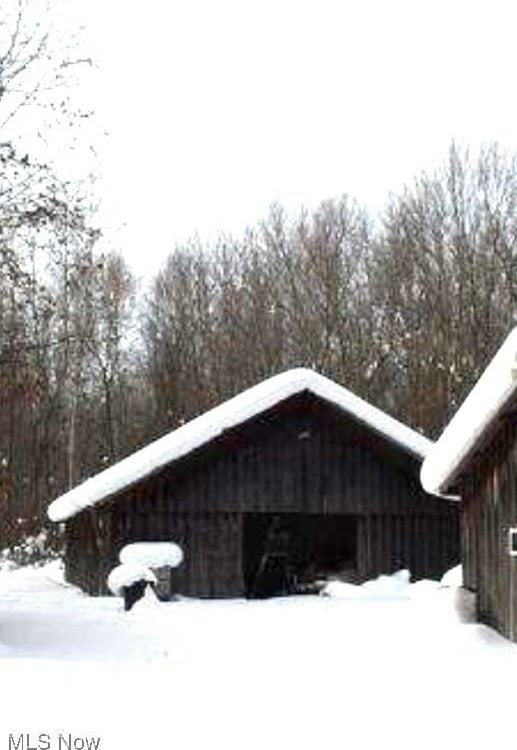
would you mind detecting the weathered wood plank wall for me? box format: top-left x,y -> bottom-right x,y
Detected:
146,395 -> 449,516
64,393 -> 459,597
356,513 -> 458,581
461,413 -> 517,640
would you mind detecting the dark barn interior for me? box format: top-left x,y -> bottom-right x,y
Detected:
63,390 -> 460,598
242,513 -> 357,597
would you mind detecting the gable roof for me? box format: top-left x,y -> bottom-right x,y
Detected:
48,367 -> 432,522
421,328 -> 517,496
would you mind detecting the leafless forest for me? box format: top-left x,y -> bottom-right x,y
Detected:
1,3 -> 517,549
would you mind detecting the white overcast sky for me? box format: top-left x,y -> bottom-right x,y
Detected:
81,0 -> 517,277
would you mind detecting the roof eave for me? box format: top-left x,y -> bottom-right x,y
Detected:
47,367 -> 432,522
421,328 -> 517,499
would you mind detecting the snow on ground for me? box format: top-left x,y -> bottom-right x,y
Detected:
0,564 -> 516,750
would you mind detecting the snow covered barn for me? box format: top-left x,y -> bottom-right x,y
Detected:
421,329 -> 517,642
48,369 -> 459,598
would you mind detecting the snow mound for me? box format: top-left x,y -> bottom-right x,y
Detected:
107,563 -> 157,596
0,558 -> 17,573
409,578 -> 441,598
321,580 -> 366,599
322,569 -> 412,600
451,587 -> 477,623
362,568 -> 411,597
440,564 -> 462,588
440,565 -> 476,622
119,542 -> 183,569
321,569 -> 474,624
37,559 -> 67,585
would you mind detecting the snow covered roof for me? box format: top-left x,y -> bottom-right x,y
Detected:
48,367 -> 432,522
421,328 -> 517,496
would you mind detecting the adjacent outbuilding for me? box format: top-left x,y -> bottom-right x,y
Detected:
49,369 -> 459,598
421,328 -> 517,641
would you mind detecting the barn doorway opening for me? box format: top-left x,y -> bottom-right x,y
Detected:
242,513 -> 358,598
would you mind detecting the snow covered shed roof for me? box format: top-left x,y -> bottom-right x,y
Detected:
421,328 -> 517,497
48,367 -> 432,522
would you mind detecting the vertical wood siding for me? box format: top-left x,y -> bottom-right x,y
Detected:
356,513 -> 458,581
461,414 -> 517,640
64,393 -> 459,597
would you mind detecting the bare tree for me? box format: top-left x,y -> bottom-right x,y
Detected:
372,143 -> 517,435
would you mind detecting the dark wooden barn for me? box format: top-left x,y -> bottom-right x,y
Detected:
421,328 -> 517,642
49,369 -> 459,598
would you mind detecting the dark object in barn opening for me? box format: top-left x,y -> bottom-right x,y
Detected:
243,513 -> 357,598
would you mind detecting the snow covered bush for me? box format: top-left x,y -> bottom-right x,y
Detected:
107,563 -> 157,611
107,563 -> 157,596
119,541 -> 184,601
0,528 -> 62,570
